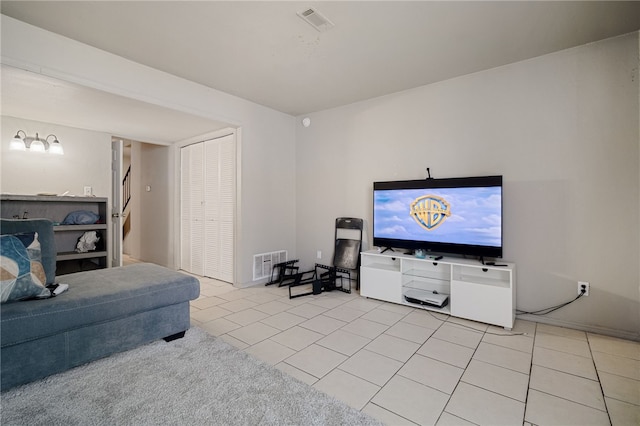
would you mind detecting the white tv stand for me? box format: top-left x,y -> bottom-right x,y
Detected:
360,250 -> 516,329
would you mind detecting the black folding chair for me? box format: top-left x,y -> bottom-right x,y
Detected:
288,217 -> 363,298
319,217 -> 363,293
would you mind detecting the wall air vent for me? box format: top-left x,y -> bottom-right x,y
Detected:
297,8 -> 334,32
253,250 -> 288,281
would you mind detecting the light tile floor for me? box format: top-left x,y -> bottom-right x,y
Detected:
189,275 -> 640,426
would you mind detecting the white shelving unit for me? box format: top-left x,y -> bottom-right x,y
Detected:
360,250 -> 516,329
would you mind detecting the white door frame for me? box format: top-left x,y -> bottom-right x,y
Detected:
111,138 -> 123,267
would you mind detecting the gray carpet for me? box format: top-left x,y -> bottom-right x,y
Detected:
1,327 -> 383,425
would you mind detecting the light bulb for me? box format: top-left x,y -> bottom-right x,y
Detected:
49,141 -> 64,155
30,138 -> 46,153
9,136 -> 26,151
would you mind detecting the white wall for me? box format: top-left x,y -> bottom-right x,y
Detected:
296,33 -> 640,339
1,15 -> 297,286
1,116 -> 111,197
138,143 -> 171,266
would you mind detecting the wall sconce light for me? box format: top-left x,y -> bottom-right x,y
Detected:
9,130 -> 64,155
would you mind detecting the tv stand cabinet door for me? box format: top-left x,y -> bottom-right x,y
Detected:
451,279 -> 513,329
360,266 -> 402,304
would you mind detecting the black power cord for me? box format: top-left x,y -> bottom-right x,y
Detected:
516,291 -> 585,316
412,289 -> 588,334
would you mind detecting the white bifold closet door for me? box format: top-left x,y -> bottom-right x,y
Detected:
180,134 -> 235,283
181,142 -> 204,276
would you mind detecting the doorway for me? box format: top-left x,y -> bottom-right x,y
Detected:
112,138 -> 172,267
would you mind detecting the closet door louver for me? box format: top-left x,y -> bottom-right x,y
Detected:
180,146 -> 192,273
180,142 -> 205,276
216,136 -> 235,283
203,139 -> 220,278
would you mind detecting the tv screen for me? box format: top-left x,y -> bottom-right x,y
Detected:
373,175 -> 503,258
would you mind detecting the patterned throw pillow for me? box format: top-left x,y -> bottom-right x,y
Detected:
0,234 -> 51,303
12,232 -> 47,286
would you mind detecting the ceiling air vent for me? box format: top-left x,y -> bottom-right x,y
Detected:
297,8 -> 334,32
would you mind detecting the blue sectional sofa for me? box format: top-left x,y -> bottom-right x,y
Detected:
0,219 -> 200,391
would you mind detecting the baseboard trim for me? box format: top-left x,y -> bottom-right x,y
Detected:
517,314 -> 640,342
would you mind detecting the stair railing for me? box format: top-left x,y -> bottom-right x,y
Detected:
123,165 -> 131,211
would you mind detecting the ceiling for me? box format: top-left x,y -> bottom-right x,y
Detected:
1,1 -> 640,138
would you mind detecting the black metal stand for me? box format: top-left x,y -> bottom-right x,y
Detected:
265,259 -> 299,287
287,263 -> 353,299
316,263 -> 353,294
288,268 -> 320,299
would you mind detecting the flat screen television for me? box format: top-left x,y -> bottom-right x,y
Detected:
373,175 -> 503,258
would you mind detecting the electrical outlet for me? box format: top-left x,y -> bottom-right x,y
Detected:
83,186 -> 92,196
578,281 -> 590,296
317,250 -> 322,259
